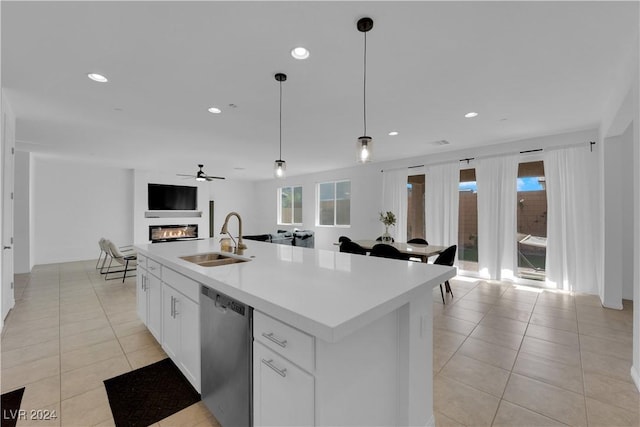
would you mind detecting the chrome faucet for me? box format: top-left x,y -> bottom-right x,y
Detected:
220,212 -> 247,255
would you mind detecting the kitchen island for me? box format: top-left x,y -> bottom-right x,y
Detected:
135,238 -> 455,427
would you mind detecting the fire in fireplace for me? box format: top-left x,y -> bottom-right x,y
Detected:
149,224 -> 198,243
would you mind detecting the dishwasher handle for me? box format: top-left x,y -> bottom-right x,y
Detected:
214,294 -> 228,313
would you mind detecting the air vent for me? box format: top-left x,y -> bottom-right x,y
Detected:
432,140 -> 450,146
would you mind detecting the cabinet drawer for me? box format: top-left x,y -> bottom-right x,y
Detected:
137,254 -> 148,269
147,258 -> 162,278
253,342 -> 314,427
162,267 -> 199,303
254,311 -> 314,372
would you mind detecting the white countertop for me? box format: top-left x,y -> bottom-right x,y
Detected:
136,239 -> 455,342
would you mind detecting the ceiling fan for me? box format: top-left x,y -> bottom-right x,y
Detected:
177,164 -> 225,181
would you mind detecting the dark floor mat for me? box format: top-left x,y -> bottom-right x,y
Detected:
1,387 -> 25,427
104,358 -> 200,427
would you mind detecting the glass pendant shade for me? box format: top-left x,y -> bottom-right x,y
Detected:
274,160 -> 287,178
357,136 -> 373,163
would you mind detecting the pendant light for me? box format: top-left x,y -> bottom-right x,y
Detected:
274,73 -> 287,178
356,17 -> 374,163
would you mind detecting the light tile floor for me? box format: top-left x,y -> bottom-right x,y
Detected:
1,260 -> 219,427
433,279 -> 638,427
1,260 -> 638,426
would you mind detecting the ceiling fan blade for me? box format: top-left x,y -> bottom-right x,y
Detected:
205,176 -> 225,181
176,174 -> 196,177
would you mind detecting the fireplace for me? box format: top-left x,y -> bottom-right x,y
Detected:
149,224 -> 198,243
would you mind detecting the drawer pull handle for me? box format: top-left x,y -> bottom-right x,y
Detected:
262,332 -> 287,348
262,358 -> 287,377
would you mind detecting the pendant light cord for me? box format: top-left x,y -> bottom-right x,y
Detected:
279,80 -> 283,160
363,31 -> 367,136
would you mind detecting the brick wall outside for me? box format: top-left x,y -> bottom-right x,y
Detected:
457,190 -> 547,248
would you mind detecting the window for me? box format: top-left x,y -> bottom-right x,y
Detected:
278,186 -> 302,225
317,180 -> 350,226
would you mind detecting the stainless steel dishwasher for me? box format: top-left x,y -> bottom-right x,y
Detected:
201,286 -> 253,427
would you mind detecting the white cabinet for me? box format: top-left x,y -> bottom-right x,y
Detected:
146,274 -> 162,341
136,255 -> 162,342
253,342 -> 314,427
253,309 -> 404,426
253,312 -> 315,426
136,268 -> 148,323
162,274 -> 201,392
162,285 -> 180,360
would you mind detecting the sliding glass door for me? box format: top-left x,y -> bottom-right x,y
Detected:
407,175 -> 425,241
517,161 -> 547,280
458,168 -> 478,272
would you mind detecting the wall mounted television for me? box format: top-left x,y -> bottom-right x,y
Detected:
148,184 -> 197,210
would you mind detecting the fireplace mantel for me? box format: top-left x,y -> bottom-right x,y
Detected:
144,210 -> 202,218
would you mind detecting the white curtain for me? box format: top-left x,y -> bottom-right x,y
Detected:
382,169 -> 408,242
425,162 -> 460,248
544,146 -> 598,293
476,155 -> 519,280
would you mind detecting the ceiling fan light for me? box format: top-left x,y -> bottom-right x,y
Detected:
357,136 -> 373,163
274,160 -> 287,179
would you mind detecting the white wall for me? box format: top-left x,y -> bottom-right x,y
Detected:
603,126 -> 634,306
254,129 -> 599,252
132,171 -> 258,245
598,21 -> 639,390
621,125 -> 635,301
254,162 -> 384,250
133,170 -> 210,244
209,179 -> 258,240
14,151 -> 31,273
32,155 -> 134,264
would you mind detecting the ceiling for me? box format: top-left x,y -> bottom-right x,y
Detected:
2,1 -> 638,181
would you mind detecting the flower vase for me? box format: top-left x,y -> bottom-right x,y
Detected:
382,226 -> 392,243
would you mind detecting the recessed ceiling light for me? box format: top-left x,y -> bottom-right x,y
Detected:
207,107 -> 222,114
87,73 -> 108,83
291,47 -> 310,60
464,112 -> 478,118
388,131 -> 399,136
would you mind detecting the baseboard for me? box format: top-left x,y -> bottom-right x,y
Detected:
425,414 -> 436,427
631,365 -> 640,393
602,302 -> 624,310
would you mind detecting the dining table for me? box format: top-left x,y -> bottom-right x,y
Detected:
353,240 -> 447,263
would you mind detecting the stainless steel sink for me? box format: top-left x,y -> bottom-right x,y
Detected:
180,252 -> 250,267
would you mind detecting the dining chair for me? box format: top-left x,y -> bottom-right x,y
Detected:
370,243 -> 408,260
339,241 -> 367,255
375,236 -> 395,243
407,238 -> 428,245
433,245 -> 457,304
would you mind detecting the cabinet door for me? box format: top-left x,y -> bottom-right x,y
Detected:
146,274 -> 162,341
136,270 -> 148,324
253,342 -> 314,427
176,294 -> 200,392
162,285 -> 180,361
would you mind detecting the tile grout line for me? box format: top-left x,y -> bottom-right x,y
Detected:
85,262 -> 125,427
58,265 -> 63,426
575,292 -> 590,427
488,287 -> 539,427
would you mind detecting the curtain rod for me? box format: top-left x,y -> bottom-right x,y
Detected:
380,141 -> 595,173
